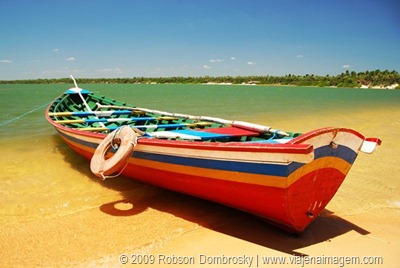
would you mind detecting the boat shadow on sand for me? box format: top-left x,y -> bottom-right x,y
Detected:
53,135 -> 370,256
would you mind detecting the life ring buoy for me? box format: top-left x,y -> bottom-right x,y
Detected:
90,126 -> 140,180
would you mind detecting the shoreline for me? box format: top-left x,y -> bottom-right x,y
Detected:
1,69 -> 399,89
0,81 -> 398,90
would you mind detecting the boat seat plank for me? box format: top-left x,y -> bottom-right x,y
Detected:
56,117 -> 156,124
170,129 -> 230,140
146,129 -> 226,140
146,131 -> 202,140
49,110 -> 132,117
156,116 -> 178,121
147,127 -> 260,140
201,126 -> 259,137
192,122 -> 214,127
84,117 -> 155,123
248,138 -> 293,144
127,123 -> 193,130
80,123 -> 195,132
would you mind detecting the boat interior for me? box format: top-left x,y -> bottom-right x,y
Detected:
48,90 -> 301,143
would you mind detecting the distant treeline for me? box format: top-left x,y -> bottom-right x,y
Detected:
1,69 -> 399,89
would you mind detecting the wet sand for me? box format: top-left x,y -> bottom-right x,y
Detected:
1,105 -> 399,267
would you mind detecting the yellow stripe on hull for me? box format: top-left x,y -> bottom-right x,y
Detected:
129,156 -> 352,189
287,157 -> 352,186
130,158 -> 287,188
59,129 -> 352,189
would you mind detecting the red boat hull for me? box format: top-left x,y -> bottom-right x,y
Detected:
51,122 -> 376,232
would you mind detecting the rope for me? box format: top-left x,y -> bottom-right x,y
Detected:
100,127 -> 142,180
100,160 -> 129,180
110,126 -> 125,150
0,101 -> 52,127
268,129 -> 281,140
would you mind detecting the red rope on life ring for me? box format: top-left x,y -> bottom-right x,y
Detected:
90,126 -> 139,180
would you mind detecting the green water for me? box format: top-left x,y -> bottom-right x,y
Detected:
1,83 -> 398,138
1,83 -> 400,265
88,84 -> 400,120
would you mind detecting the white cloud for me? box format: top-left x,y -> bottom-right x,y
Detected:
230,57 -> 236,60
65,57 -> 76,61
203,65 -> 211,69
0,59 -> 13,63
52,48 -> 60,52
210,59 -> 223,63
342,64 -> 350,69
296,54 -> 304,58
247,61 -> 256,65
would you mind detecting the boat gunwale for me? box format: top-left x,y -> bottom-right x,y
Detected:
288,126 -> 366,144
46,109 -> 314,155
44,92 -> 363,156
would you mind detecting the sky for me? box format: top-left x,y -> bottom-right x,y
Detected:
0,0 -> 399,80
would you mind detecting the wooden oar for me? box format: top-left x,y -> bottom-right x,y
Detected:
96,104 -> 289,136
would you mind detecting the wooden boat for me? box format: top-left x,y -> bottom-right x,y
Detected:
46,79 -> 381,232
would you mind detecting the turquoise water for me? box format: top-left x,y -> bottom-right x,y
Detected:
1,83 -> 399,265
89,84 -> 400,120
1,83 -> 398,137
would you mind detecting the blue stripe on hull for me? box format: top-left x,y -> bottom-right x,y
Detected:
57,129 -> 99,149
132,144 -> 357,177
56,128 -> 357,178
314,145 -> 358,164
134,151 -> 292,177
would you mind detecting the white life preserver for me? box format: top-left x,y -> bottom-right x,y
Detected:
90,126 -> 140,180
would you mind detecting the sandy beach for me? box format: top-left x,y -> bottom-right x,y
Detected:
1,86 -> 399,267
1,177 -> 398,267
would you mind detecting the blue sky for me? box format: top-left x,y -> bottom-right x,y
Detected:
0,0 -> 399,80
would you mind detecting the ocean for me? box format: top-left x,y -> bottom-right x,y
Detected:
1,83 -> 399,266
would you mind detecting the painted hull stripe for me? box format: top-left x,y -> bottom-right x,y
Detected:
130,158 -> 288,187
57,129 -> 99,149
314,145 -> 358,164
57,128 -> 357,178
57,129 -> 297,177
59,129 -> 353,188
131,144 -> 356,177
133,151 -> 291,177
129,156 -> 352,188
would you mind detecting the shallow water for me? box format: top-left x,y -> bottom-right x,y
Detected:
0,84 -> 399,266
